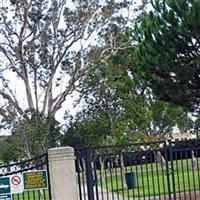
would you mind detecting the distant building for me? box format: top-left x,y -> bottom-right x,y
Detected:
167,132 -> 197,141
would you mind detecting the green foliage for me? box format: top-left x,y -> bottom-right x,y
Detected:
0,136 -> 20,162
63,31 -> 191,147
193,114 -> 200,137
151,100 -> 189,135
77,40 -> 151,141
62,109 -> 142,148
135,0 -> 200,111
60,1 -> 197,147
0,0 -> 138,159
1,111 -> 61,161
61,112 -> 110,148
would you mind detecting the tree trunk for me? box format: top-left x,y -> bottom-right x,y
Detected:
120,154 -> 127,189
154,151 -> 166,167
99,156 -> 105,181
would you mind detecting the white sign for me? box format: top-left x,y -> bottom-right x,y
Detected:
10,174 -> 24,194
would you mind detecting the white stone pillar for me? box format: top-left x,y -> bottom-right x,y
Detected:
48,147 -> 78,200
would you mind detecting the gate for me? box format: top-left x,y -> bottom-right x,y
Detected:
76,139 -> 200,200
0,153 -> 51,200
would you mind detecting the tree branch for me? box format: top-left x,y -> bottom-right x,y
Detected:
51,66 -> 88,116
17,0 -> 34,110
42,35 -> 82,114
0,90 -> 24,115
0,45 -> 24,79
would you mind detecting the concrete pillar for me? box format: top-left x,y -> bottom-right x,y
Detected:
48,147 -> 78,200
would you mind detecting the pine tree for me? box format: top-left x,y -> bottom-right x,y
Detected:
135,0 -> 200,112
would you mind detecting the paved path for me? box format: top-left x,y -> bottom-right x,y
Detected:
159,192 -> 200,200
78,183 -> 200,200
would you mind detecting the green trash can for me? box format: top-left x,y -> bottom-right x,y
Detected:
125,172 -> 137,189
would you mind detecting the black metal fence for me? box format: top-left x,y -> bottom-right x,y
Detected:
0,153 -> 51,200
76,139 -> 200,200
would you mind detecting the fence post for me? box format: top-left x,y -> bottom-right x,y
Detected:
85,147 -> 95,200
164,142 -> 172,200
48,147 -> 78,200
169,141 -> 176,200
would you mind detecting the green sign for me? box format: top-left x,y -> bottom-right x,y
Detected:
23,170 -> 48,191
0,177 -> 11,195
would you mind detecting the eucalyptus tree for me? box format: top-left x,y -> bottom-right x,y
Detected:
0,0 -> 134,129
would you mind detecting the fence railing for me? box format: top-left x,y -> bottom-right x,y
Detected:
0,146 -> 80,200
76,139 -> 200,200
0,153 -> 51,200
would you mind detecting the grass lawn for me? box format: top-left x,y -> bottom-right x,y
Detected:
12,189 -> 49,200
97,158 -> 200,198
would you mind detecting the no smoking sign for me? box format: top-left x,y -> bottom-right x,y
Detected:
10,174 -> 24,194
11,175 -> 21,186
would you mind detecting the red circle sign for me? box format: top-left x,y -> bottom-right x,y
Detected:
11,175 -> 21,186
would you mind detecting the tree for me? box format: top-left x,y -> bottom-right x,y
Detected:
77,38 -> 151,140
1,111 -> 61,160
67,29 -> 189,145
0,0 -> 133,128
135,0 -> 200,112
61,111 -> 110,148
176,112 -> 194,133
150,100 -> 190,137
